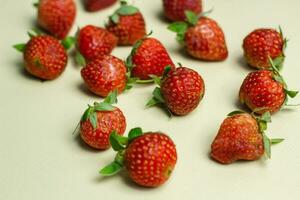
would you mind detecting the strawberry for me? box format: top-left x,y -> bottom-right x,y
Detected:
99,127 -> 177,187
147,66 -> 205,116
75,25 -> 118,65
211,111 -> 284,164
163,0 -> 202,21
78,90 -> 126,150
126,35 -> 175,80
168,10 -> 228,61
239,58 -> 298,114
106,1 -> 146,45
81,55 -> 127,97
84,0 -> 117,12
243,28 -> 287,69
35,0 -> 76,39
13,31 -> 72,80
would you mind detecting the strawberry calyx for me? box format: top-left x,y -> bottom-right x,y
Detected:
268,56 -> 299,106
73,90 -> 118,134
99,127 -> 144,176
13,30 -> 42,52
145,66 -> 173,117
168,9 -> 212,42
109,0 -> 139,24
227,110 -> 284,159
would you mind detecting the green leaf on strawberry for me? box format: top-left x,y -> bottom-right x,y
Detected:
99,161 -> 122,176
184,10 -> 198,26
110,131 -> 128,151
61,36 -> 75,50
13,43 -> 26,52
128,127 -> 143,142
227,110 -> 245,116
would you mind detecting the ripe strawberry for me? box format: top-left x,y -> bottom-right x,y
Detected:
243,28 -> 287,69
168,10 -> 228,61
239,58 -> 298,114
84,0 -> 117,12
163,0 -> 202,21
36,0 -> 76,39
76,25 -> 118,65
147,66 -> 205,116
106,1 -> 146,45
99,127 -> 177,187
211,111 -> 284,164
13,32 -> 70,80
78,90 -> 126,150
81,55 -> 127,97
126,36 -> 175,80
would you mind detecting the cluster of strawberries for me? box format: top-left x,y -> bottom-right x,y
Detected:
13,0 -> 298,188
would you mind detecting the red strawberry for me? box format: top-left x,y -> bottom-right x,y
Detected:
84,0 -> 117,12
78,90 -> 126,150
168,10 -> 228,61
126,36 -> 175,80
13,33 -> 69,80
211,111 -> 284,164
163,0 -> 202,21
106,1 -> 146,45
36,0 -> 76,39
100,127 -> 177,187
243,28 -> 287,69
81,55 -> 127,97
239,59 -> 298,114
76,25 -> 118,65
147,66 -> 205,116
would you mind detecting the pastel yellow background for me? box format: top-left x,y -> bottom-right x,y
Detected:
0,0 -> 299,199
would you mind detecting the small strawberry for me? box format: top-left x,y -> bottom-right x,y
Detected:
168,10 -> 228,61
239,57 -> 298,114
99,127 -> 177,187
13,31 -> 73,80
211,111 -> 284,164
77,90 -> 126,150
75,25 -> 118,65
163,0 -> 202,21
146,66 -> 205,116
243,28 -> 287,69
84,0 -> 117,12
106,1 -> 146,46
81,55 -> 127,97
126,35 -> 175,80
35,0 -> 76,39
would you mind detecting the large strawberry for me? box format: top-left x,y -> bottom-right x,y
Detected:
75,25 -> 118,65
168,10 -> 228,61
99,127 -> 177,187
106,1 -> 146,45
147,66 -> 205,116
81,55 -> 127,97
239,57 -> 298,114
163,0 -> 202,21
243,28 -> 287,69
77,90 -> 126,150
35,0 -> 76,39
211,111 -> 284,164
13,31 -> 73,80
84,0 -> 117,12
126,35 -> 175,80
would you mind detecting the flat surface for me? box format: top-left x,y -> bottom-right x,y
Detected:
0,0 -> 300,199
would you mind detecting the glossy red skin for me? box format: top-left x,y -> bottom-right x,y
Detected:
24,35 -> 67,80
81,55 -> 127,97
211,113 -> 264,164
84,0 -> 117,12
125,132 -> 177,187
161,67 -> 205,115
131,38 -> 175,80
239,70 -> 285,114
38,0 -> 76,39
80,107 -> 126,150
106,12 -> 146,45
243,28 -> 284,69
184,17 -> 228,61
163,0 -> 202,21
77,25 -> 118,62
